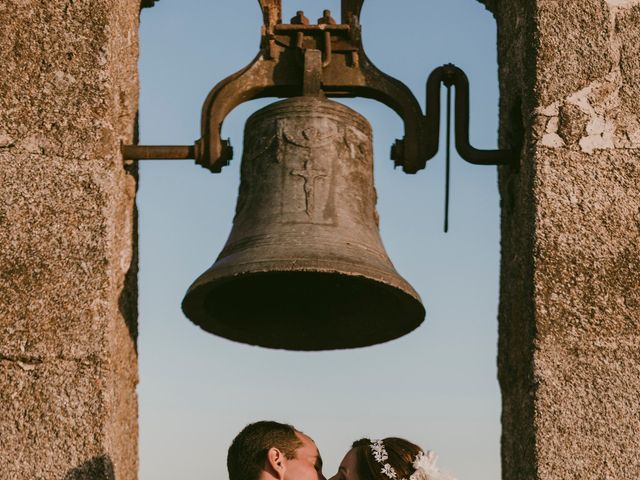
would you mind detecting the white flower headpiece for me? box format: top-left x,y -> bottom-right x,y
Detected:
368,440 -> 456,480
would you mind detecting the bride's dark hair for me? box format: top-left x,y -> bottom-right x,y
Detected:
351,437 -> 422,480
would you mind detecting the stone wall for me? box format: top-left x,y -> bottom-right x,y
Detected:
0,1 -> 140,479
482,0 -> 640,478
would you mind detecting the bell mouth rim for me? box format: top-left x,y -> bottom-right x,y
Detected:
181,265 -> 426,351
194,255 -> 422,297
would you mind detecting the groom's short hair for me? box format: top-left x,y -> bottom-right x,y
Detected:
227,420 -> 303,480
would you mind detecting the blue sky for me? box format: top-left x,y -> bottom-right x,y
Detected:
137,1 -> 501,479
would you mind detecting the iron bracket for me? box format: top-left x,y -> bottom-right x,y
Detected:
123,0 -> 517,173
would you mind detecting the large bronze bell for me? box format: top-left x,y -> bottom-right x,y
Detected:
182,97 -> 425,350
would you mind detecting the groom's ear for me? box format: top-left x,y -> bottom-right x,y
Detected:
266,447 -> 287,478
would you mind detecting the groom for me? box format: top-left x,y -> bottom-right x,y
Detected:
227,421 -> 326,480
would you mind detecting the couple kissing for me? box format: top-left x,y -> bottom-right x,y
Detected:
227,421 -> 455,480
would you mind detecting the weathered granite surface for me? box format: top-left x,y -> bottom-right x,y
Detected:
0,1 -> 140,479
483,1 -> 640,479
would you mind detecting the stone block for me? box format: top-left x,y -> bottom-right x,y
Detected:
536,0 -> 613,106
0,360 -> 108,478
617,5 -> 640,127
535,340 -> 640,479
534,149 -> 640,340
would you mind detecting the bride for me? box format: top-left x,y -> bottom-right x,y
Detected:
329,437 -> 455,480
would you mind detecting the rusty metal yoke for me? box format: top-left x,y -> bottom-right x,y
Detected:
123,0 -> 516,173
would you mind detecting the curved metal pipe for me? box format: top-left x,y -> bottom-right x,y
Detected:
426,64 -> 516,166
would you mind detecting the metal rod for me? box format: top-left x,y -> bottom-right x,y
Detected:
444,85 -> 451,233
121,144 -> 195,160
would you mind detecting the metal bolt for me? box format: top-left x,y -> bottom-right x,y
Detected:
318,9 -> 336,25
390,139 -> 405,167
441,63 -> 457,87
221,139 -> 233,165
291,10 -> 310,25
